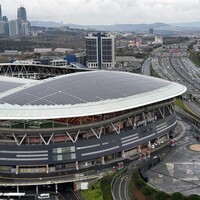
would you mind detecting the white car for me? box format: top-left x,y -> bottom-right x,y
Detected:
38,193 -> 50,199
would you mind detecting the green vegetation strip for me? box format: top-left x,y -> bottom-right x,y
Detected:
81,174 -> 113,200
175,98 -> 199,119
189,51 -> 200,67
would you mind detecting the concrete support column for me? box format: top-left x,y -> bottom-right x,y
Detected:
36,185 -> 38,195
55,183 -> 58,193
76,161 -> 79,170
167,133 -> 170,139
102,156 -> 105,165
16,165 -> 19,175
17,185 -> 19,193
148,141 -> 152,148
138,145 -> 141,153
122,151 -> 126,158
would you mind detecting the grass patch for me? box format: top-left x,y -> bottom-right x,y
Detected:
175,98 -> 199,118
174,98 -> 185,109
100,174 -> 114,200
81,180 -> 103,200
81,173 -> 114,200
189,51 -> 200,67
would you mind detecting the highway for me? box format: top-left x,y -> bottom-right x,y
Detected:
141,58 -> 151,76
185,100 -> 200,117
150,51 -> 200,96
144,46 -> 200,123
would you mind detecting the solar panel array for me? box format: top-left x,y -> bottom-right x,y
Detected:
0,72 -> 170,106
0,81 -> 23,93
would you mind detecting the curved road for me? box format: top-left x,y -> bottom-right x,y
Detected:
142,58 -> 151,76
113,174 -> 131,200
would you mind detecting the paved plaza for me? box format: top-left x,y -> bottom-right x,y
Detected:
147,118 -> 200,196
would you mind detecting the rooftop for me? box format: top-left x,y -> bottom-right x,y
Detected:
0,71 -> 186,120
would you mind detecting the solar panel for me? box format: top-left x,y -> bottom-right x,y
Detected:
0,71 -> 170,106
44,92 -> 86,105
0,81 -> 23,93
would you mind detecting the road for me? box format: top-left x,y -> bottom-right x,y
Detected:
185,100 -> 200,116
112,174 -> 131,200
141,58 -> 151,76
150,51 -> 200,96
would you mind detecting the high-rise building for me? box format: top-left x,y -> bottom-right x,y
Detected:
149,28 -> 154,35
3,16 -> 8,22
0,21 -> 9,36
9,20 -> 19,37
17,3 -> 30,37
0,4 -> 2,21
86,32 -> 115,69
4,21 -> 9,36
17,7 -> 27,21
0,21 -> 4,34
21,21 -> 30,36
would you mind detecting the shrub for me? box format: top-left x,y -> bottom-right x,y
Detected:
142,185 -> 155,196
155,191 -> 170,200
135,179 -> 145,189
100,174 -> 113,200
171,192 -> 185,200
188,194 -> 200,200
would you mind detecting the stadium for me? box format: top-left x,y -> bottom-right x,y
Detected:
0,70 -> 186,189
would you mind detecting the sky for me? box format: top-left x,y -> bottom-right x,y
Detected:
0,0 -> 200,25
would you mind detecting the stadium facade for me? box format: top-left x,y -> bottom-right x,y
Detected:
0,70 -> 186,187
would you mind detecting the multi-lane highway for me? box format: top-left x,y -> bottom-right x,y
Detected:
185,100 -> 200,117
150,52 -> 200,96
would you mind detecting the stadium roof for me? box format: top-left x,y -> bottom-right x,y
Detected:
0,71 -> 186,120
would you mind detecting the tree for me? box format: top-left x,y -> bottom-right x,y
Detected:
171,192 -> 185,200
155,191 -> 170,200
188,194 -> 200,200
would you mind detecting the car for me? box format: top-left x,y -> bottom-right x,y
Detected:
38,193 -> 50,199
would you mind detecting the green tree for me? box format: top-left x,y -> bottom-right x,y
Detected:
188,194 -> 200,200
155,191 -> 170,200
142,185 -> 155,196
171,192 -> 185,200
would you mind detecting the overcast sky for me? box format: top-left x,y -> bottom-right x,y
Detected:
0,0 -> 200,25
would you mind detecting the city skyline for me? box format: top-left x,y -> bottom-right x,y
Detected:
0,0 -> 200,25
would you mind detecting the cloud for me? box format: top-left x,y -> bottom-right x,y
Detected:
0,0 -> 199,24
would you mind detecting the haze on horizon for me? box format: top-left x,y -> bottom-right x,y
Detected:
1,0 -> 200,25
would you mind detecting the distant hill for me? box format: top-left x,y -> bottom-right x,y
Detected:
30,21 -> 170,31
31,21 -> 63,28
67,22 -> 171,31
30,21 -> 200,31
170,21 -> 200,28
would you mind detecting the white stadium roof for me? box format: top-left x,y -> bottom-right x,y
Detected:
0,71 -> 186,120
